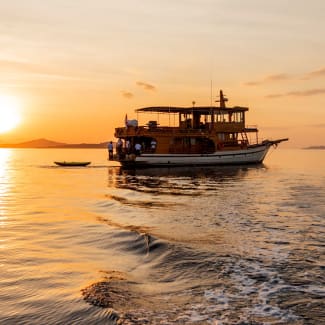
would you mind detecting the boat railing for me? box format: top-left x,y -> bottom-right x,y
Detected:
115,123 -> 256,138
115,125 -> 212,137
245,125 -> 258,130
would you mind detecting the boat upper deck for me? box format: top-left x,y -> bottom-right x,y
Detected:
114,90 -> 259,142
115,104 -> 255,138
136,105 -> 249,114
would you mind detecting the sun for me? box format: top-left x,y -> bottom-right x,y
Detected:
0,94 -> 21,133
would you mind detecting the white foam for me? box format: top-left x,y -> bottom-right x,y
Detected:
200,259 -> 303,324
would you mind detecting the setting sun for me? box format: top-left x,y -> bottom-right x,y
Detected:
0,95 -> 21,133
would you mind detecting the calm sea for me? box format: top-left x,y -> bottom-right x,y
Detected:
0,148 -> 324,325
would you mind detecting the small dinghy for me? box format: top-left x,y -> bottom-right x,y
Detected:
54,161 -> 91,167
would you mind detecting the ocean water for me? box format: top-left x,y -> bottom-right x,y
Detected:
0,148 -> 324,325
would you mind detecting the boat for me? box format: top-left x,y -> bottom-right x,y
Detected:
54,161 -> 91,167
113,90 -> 288,167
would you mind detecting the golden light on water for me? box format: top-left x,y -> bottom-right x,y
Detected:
0,149 -> 11,224
0,94 -> 21,133
0,148 -> 11,182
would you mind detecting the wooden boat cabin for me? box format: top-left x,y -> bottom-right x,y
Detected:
114,90 -> 259,156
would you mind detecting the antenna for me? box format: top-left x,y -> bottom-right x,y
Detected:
210,80 -> 213,107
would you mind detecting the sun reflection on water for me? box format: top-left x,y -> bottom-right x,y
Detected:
0,148 -> 12,223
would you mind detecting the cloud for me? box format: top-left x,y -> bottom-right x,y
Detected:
265,74 -> 290,82
307,123 -> 325,128
244,73 -> 290,86
121,91 -> 134,99
246,66 -> 325,99
244,81 -> 260,86
304,67 -> 325,79
266,88 -> 325,98
0,58 -> 86,81
265,94 -> 284,98
136,81 -> 156,91
246,66 -> 325,85
0,59 -> 43,74
120,81 -> 156,99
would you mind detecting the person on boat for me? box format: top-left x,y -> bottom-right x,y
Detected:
108,141 -> 114,160
116,138 -> 123,157
125,140 -> 131,154
150,139 -> 157,152
135,142 -> 142,156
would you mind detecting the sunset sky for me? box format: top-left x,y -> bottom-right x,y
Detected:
1,0 -> 325,147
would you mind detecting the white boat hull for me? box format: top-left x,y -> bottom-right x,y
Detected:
120,143 -> 272,167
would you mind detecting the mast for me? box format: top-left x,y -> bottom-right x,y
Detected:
219,90 -> 228,108
215,89 -> 228,108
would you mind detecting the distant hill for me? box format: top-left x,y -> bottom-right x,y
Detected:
58,142 -> 109,148
0,138 -> 109,148
303,146 -> 325,150
0,138 -> 65,148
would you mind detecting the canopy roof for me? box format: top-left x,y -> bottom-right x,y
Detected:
136,106 -> 249,114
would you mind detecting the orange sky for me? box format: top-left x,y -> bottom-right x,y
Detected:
1,0 -> 325,147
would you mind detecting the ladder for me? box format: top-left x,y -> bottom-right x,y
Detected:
241,132 -> 249,145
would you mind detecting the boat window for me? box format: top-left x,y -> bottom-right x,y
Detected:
231,112 -> 244,123
216,112 -> 229,123
147,121 -> 158,129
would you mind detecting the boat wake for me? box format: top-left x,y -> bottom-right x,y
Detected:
81,214 -> 325,324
